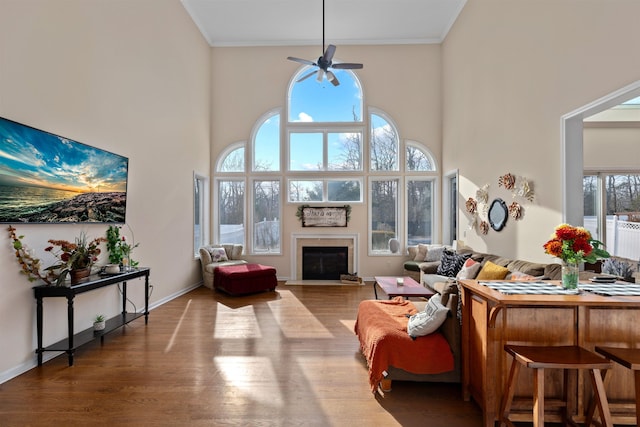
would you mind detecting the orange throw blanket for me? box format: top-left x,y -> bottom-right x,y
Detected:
354,297 -> 454,391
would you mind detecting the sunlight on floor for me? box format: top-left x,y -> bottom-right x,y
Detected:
164,299 -> 192,353
214,303 -> 262,339
267,290 -> 333,338
340,319 -> 356,332
214,356 -> 283,406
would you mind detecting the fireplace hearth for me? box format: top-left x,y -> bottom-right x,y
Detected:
302,246 -> 349,280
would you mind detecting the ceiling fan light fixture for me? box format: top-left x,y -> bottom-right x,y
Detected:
286,0 -> 362,87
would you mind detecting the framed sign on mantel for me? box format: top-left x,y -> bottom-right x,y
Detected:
299,206 -> 349,227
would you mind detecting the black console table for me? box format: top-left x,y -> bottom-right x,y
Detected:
33,267 -> 150,366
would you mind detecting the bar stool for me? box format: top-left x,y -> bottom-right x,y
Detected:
499,345 -> 613,427
590,346 -> 640,426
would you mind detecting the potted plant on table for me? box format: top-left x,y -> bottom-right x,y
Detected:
45,232 -> 106,285
93,314 -> 106,331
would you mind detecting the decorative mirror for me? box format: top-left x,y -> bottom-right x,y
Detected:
488,198 -> 508,231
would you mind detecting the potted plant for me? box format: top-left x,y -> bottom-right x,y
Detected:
106,225 -> 140,271
44,232 -> 106,285
93,314 -> 106,331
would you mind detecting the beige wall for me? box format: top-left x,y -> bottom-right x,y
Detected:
584,125 -> 640,170
442,0 -> 640,263
210,44 -> 442,277
0,0 -> 210,379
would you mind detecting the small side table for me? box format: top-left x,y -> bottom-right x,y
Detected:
373,276 -> 434,300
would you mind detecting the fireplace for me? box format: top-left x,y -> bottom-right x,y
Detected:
292,234 -> 358,281
302,246 -> 349,280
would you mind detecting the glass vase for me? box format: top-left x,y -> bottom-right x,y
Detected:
561,262 -> 579,289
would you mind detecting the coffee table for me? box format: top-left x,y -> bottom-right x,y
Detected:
373,276 -> 435,300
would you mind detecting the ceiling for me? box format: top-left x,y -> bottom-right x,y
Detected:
180,0 -> 467,47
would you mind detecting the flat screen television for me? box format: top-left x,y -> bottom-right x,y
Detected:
0,116 -> 128,223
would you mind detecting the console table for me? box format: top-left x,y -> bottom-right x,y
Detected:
33,267 -> 150,366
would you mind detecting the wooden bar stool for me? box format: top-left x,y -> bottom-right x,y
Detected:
591,346 -> 640,426
499,345 -> 613,427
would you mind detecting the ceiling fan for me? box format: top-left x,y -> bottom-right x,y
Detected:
287,0 -> 363,86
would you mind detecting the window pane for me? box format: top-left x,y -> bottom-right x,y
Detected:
288,180 -> 323,202
288,68 -> 362,123
328,132 -> 362,171
194,175 -> 207,257
371,179 -> 398,251
253,180 -> 280,253
254,114 -> 280,171
406,145 -> 434,171
218,180 -> 245,245
220,147 -> 245,172
289,133 -> 323,171
328,180 -> 361,202
370,114 -> 398,171
407,180 -> 433,245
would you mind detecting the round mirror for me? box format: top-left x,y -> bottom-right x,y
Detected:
488,198 -> 508,231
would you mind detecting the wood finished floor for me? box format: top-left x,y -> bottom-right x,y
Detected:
0,284 -> 483,426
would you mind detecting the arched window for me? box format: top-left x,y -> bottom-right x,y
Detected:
213,65 -> 440,255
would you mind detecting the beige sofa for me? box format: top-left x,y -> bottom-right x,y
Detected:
383,246 -> 563,388
199,244 -> 246,289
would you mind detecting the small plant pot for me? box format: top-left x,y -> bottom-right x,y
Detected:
93,320 -> 106,331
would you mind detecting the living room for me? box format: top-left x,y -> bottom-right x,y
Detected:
2,0 -> 640,418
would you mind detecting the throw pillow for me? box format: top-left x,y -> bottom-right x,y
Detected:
508,270 -> 537,281
209,247 -> 228,262
414,244 -> 429,261
476,261 -> 509,280
436,249 -> 471,277
425,245 -> 446,262
456,258 -> 482,280
407,294 -> 450,338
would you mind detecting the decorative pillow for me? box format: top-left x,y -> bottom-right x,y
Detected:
414,244 -> 429,261
407,245 -> 418,260
407,294 -> 449,338
456,258 -> 482,280
436,249 -> 471,277
476,261 -> 509,280
508,270 -> 537,281
208,247 -> 228,262
425,245 -> 446,262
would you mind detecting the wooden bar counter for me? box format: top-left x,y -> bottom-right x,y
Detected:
458,279 -> 640,426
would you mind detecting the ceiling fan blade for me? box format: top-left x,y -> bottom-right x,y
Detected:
287,56 -> 316,66
322,44 -> 336,63
326,71 -> 340,86
297,69 -> 318,82
331,62 -> 363,70
316,69 -> 325,82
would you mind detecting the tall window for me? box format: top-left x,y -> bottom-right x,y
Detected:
214,65 -> 439,255
193,173 -> 208,257
253,180 -> 280,253
217,180 -> 245,245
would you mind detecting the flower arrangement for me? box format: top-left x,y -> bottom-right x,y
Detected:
543,223 -> 609,265
8,226 -> 106,285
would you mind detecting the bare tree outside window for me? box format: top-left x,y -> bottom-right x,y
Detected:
253,180 -> 280,252
371,179 -> 398,251
218,180 -> 244,245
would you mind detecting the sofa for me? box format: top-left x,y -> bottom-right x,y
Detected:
199,244 -> 246,289
364,245 -> 563,390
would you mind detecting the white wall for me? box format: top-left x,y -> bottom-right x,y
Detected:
0,0 -> 211,380
442,0 -> 640,263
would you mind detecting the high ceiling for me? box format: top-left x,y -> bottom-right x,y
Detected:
180,0 -> 467,47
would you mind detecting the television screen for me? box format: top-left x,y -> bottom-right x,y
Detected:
0,116 -> 128,223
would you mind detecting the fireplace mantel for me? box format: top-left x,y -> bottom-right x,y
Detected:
291,233 -> 359,281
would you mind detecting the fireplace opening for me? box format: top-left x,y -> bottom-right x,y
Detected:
302,246 -> 349,280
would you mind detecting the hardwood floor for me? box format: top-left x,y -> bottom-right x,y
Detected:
0,284 -> 483,426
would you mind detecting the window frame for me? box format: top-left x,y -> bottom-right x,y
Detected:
250,177 -> 282,255
405,176 -> 438,247
368,176 -> 401,255
213,177 -> 246,247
